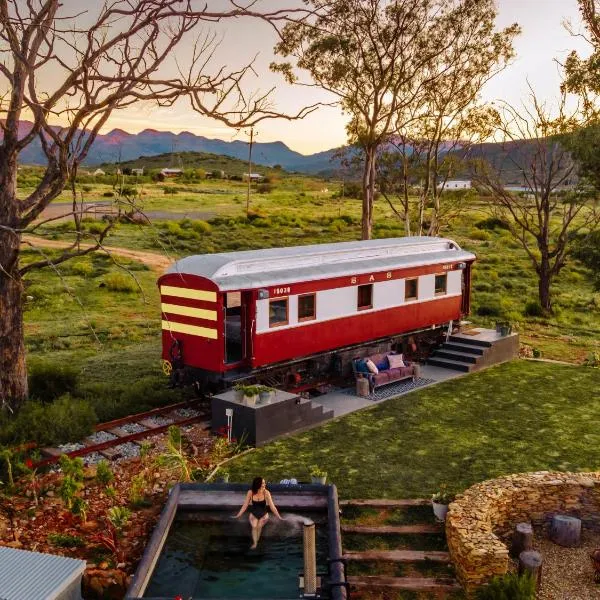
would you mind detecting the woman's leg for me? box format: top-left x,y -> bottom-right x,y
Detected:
249,514 -> 259,548
255,513 -> 269,545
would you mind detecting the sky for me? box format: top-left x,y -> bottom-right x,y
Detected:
19,0 -> 594,155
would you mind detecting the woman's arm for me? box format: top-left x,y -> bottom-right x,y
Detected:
235,490 -> 252,518
266,490 -> 283,519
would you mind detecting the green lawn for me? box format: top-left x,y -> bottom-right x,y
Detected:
226,361 -> 600,499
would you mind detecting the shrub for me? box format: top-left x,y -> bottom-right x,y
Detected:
524,300 -> 544,317
191,220 -> 212,234
103,272 -> 138,293
48,533 -> 85,548
87,222 -> 105,235
163,187 -> 178,195
256,183 -> 273,194
475,572 -> 536,599
28,362 -> 78,402
475,217 -> 510,231
70,261 -> 94,277
102,191 -> 115,198
475,293 -> 502,317
95,460 -> 114,486
3,396 -> 96,446
469,228 -> 491,241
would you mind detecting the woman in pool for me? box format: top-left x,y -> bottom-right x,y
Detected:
235,476 -> 283,548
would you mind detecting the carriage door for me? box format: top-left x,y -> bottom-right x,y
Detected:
224,291 -> 252,365
461,263 -> 472,315
224,292 -> 244,364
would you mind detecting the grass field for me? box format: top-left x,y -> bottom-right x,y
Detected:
225,361 -> 600,499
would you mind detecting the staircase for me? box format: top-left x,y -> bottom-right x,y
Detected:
428,328 -> 519,373
339,499 -> 462,597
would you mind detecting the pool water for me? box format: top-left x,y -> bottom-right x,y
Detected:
144,512 -> 329,599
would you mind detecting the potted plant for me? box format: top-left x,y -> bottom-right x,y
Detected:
233,383 -> 245,402
257,385 -> 274,404
241,385 -> 260,406
310,465 -> 327,485
216,468 -> 229,483
432,484 -> 455,522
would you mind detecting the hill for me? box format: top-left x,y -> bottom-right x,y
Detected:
7,121 -> 342,174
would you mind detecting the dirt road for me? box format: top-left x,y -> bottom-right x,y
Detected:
21,235 -> 173,272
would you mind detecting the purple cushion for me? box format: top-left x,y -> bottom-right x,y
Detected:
376,357 -> 389,371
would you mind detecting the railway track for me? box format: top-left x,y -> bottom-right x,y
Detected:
34,399 -> 211,468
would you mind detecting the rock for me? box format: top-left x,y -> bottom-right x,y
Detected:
45,490 -> 54,498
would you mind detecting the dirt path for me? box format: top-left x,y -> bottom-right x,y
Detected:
21,235 -> 173,272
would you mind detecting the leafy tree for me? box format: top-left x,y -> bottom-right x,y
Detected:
273,0 -> 516,239
0,1 -> 314,412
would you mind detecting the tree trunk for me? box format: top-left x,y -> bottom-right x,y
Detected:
0,153 -> 28,412
361,148 -> 376,240
538,259 -> 553,314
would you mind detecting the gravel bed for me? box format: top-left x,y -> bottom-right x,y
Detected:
531,530 -> 600,599
114,442 -> 141,462
57,442 -> 85,453
85,430 -> 117,444
83,452 -> 105,466
144,415 -> 175,428
170,408 -> 202,420
119,422 -> 147,434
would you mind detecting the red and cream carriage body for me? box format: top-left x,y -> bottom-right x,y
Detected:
158,237 -> 476,385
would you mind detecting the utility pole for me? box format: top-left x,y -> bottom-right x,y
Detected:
246,127 -> 255,217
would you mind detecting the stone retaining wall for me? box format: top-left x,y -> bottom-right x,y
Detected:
446,471 -> 600,591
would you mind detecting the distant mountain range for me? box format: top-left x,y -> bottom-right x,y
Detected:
6,121 -> 342,174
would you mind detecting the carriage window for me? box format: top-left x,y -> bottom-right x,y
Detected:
405,278 -> 418,301
298,293 -> 316,321
357,284 -> 373,310
269,298 -> 288,327
435,274 -> 447,295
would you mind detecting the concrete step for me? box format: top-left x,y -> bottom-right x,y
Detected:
347,575 -> 461,592
343,549 -> 451,563
427,357 -> 473,372
441,341 -> 486,355
432,349 -> 482,364
449,334 -> 492,348
342,524 -> 442,535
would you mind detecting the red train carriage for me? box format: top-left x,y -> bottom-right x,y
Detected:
158,236 -> 476,389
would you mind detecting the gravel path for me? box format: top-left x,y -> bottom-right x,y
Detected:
535,531 -> 600,599
119,422 -> 147,434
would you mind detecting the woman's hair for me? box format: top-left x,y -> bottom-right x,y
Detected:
251,477 -> 264,494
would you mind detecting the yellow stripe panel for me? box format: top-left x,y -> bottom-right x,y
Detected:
160,285 -> 217,302
161,303 -> 217,321
162,320 -> 218,339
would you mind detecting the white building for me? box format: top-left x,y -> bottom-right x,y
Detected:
242,173 -> 264,182
441,180 -> 471,190
131,167 -> 144,176
160,168 -> 183,177
93,168 -> 106,176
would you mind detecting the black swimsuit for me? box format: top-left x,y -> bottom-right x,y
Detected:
249,495 -> 268,519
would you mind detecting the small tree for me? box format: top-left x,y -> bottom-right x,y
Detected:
472,92 -> 600,314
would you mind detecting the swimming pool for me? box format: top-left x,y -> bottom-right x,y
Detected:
126,483 -> 347,600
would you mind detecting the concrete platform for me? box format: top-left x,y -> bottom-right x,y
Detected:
311,363 -> 462,419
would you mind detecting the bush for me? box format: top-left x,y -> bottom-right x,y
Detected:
47,533 -> 85,548
102,191 -> 115,198
163,187 -> 178,195
70,261 -> 94,278
95,460 -> 114,485
469,228 -> 491,241
475,293 -> 502,317
191,220 -> 212,234
524,300 -> 544,317
86,222 -> 105,235
475,217 -> 510,231
28,362 -> 79,402
3,395 -> 96,446
103,272 -> 138,293
475,572 -> 536,599
256,183 -> 273,194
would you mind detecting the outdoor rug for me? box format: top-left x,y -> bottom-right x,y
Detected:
341,377 -> 435,402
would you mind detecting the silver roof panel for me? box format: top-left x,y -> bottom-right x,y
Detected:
165,236 -> 476,291
0,546 -> 86,600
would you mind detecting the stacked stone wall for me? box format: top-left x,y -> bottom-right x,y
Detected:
446,471 -> 600,591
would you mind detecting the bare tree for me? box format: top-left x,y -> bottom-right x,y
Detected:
0,0 -> 318,412
272,0 -> 517,240
471,94 -> 600,314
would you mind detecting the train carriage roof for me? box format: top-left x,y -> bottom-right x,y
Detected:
164,236 -> 475,291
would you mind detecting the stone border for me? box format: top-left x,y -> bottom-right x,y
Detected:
446,471 -> 600,591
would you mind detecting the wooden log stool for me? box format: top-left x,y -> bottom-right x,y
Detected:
550,515 -> 581,547
519,550 -> 543,590
356,375 -> 370,398
511,522 -> 533,558
591,549 -> 600,583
